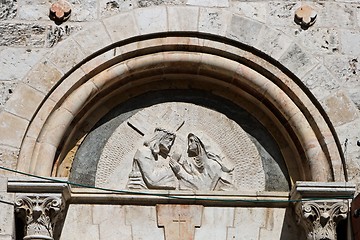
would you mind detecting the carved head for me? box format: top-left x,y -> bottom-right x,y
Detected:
187,133 -> 204,157
145,128 -> 176,158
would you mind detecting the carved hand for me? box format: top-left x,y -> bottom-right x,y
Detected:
169,159 -> 181,174
171,153 -> 181,162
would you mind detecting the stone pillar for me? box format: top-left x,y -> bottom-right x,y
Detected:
291,182 -> 355,240
15,194 -> 65,240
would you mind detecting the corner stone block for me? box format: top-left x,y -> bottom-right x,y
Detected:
167,6 -> 199,32
278,43 -> 318,79
4,83 -> 45,121
134,7 -> 168,35
103,12 -> 139,42
0,112 -> 28,149
226,15 -> 263,46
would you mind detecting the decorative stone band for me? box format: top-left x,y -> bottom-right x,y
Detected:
291,181 -> 356,240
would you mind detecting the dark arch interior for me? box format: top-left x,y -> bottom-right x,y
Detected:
69,89 -> 290,191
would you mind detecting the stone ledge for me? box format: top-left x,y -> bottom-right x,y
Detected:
291,181 -> 356,200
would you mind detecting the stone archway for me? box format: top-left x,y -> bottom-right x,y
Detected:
17,33 -> 345,184
3,6 -> 358,240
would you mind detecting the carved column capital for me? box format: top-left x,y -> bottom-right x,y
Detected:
15,194 -> 65,240
291,181 -> 355,240
295,200 -> 349,240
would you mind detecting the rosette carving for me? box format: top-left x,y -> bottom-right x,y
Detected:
15,195 -> 64,240
295,201 -> 348,240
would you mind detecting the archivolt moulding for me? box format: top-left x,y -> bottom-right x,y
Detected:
16,34 -> 345,185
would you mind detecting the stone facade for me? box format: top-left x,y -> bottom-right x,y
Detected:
1,0 -> 360,239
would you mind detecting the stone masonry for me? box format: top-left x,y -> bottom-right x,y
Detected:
1,0 -> 360,239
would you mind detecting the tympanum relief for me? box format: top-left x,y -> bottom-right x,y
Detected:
95,102 -> 266,191
128,128 -> 236,191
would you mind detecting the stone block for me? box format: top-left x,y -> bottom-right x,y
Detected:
46,24 -> 83,48
194,207 -> 234,239
17,4 -> 49,21
103,12 -> 139,42
0,112 -> 28,149
168,6 -> 199,31
278,43 -> 318,78
0,48 -> 46,82
323,55 -> 360,108
60,204 -> 99,240
125,206 -> 164,240
230,1 -> 266,23
134,7 -> 168,34
226,15 -> 263,46
295,28 -> 340,55
24,60 -> 63,94
0,235 -> 13,240
67,0 -> 98,22
0,0 -> 16,20
0,145 -> 19,175
315,2 -> 356,28
138,0 -> 186,8
255,26 -> 293,60
99,0 -> 134,18
302,64 -> 340,100
73,22 -> 112,55
340,30 -> 360,56
4,83 -> 45,121
0,194 -> 15,236
46,38 -> 85,74
0,81 -> 17,112
186,0 -> 229,8
334,118 -> 360,172
323,90 -> 358,127
0,23 -> 46,47
267,2 -> 299,27
198,8 -> 230,36
93,205 -> 132,239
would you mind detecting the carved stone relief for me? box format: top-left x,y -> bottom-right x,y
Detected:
15,194 -> 64,240
95,102 -> 266,191
295,200 -> 349,240
157,204 -> 203,240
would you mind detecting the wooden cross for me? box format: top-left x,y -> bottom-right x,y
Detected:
157,205 -> 203,240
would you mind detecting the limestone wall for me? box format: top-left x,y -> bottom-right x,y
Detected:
1,0 -> 360,239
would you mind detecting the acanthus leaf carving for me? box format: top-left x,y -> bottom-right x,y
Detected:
15,195 -> 64,240
295,200 -> 348,240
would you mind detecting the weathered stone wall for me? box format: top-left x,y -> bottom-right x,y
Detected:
1,0 -> 360,239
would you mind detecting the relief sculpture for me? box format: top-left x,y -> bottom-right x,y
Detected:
170,133 -> 236,191
127,128 -> 178,190
127,130 -> 236,191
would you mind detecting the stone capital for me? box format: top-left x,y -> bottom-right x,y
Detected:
291,181 -> 355,240
7,178 -> 70,240
15,194 -> 65,240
